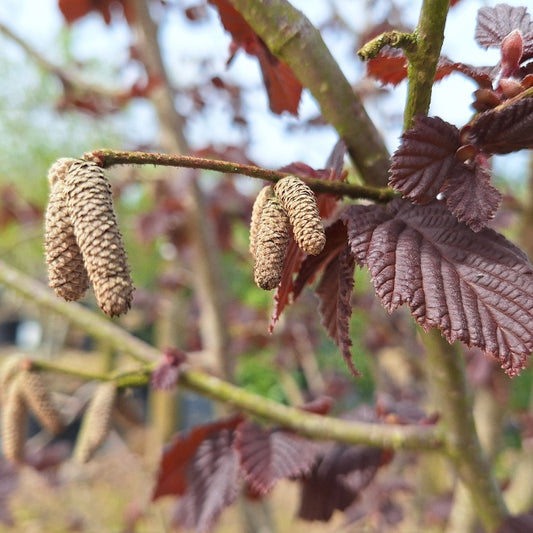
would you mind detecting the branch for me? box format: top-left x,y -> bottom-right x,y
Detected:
0,259 -> 442,451
86,149 -> 394,202
423,329 -> 508,532
0,20 -> 130,100
403,0 -> 450,129
226,0 -> 391,187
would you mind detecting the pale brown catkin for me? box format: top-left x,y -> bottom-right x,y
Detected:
45,158 -> 90,301
274,176 -> 325,255
64,160 -> 134,316
74,382 -> 117,463
249,185 -> 272,258
19,370 -> 64,434
253,191 -> 291,290
1,376 -> 28,462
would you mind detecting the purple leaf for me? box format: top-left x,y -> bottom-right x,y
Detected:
235,421 -> 318,495
0,461 -> 18,526
344,199 -> 533,376
173,426 -> 240,533
297,444 -> 388,522
389,116 -> 461,204
475,4 -> 533,59
150,348 -> 187,390
391,115 -> 502,231
496,513 -> 533,533
468,97 -> 533,154
315,246 -> 358,376
442,162 -> 502,232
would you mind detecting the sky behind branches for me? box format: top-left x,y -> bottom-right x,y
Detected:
0,0 -> 529,181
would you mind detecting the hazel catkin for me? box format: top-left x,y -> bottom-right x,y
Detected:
63,160 -> 134,316
253,191 -> 291,290
274,176 -> 325,255
1,376 -> 28,462
249,185 -> 272,258
45,158 -> 90,301
19,370 -> 64,434
74,382 -> 117,463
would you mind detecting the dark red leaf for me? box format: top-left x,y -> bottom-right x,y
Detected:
366,49 -> 408,86
389,116 -> 461,203
468,97 -> 533,154
496,513 -> 533,533
0,461 -> 18,526
391,115 -> 501,231
256,50 -> 303,115
235,421 -> 317,495
475,5 -> 533,58
315,247 -> 358,376
299,396 -> 333,416
173,426 -> 240,533
208,0 -> 302,115
58,0 -> 134,25
366,50 -> 494,87
293,220 -> 348,298
442,162 -> 502,231
269,238 -> 305,333
152,415 -> 243,500
344,199 -> 533,376
150,348 -> 187,390
298,444 -> 388,522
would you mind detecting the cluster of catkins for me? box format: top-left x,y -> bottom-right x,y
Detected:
250,176 -> 326,290
44,158 -> 134,316
0,357 -> 64,462
0,356 -> 141,463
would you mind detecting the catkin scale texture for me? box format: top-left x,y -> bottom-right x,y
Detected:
74,382 -> 117,463
64,160 -> 134,316
253,193 -> 291,290
249,185 -> 272,258
19,371 -> 64,434
274,176 -> 325,255
45,159 -> 90,301
1,377 -> 28,462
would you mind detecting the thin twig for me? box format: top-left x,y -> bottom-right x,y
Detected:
85,149 -> 395,202
0,259 -> 443,451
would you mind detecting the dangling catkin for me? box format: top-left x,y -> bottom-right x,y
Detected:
74,382 -> 117,463
0,356 -> 22,404
253,191 -> 291,290
274,176 -> 325,255
64,160 -> 134,316
19,370 -> 64,434
45,158 -> 90,301
1,376 -> 28,462
249,185 -> 272,258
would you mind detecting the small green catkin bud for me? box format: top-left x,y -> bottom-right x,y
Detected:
249,185 -> 272,258
1,376 -> 28,462
19,370 -> 64,434
45,158 -> 90,301
64,160 -> 134,316
74,382 -> 117,463
253,191 -> 291,290
274,176 -> 325,255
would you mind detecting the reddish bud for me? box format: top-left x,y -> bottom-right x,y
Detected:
498,77 -> 523,98
455,144 -> 477,163
500,29 -> 523,77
